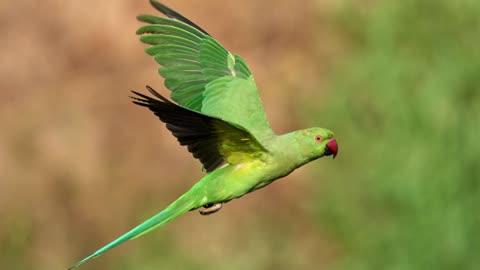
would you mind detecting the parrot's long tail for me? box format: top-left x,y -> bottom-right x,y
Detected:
68,193 -> 198,270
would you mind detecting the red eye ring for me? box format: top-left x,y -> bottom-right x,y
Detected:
314,135 -> 323,143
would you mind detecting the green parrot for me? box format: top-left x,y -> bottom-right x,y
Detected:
68,0 -> 338,269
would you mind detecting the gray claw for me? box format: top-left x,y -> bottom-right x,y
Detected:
199,203 -> 223,215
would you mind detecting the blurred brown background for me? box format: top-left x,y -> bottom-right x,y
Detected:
0,0 -> 340,269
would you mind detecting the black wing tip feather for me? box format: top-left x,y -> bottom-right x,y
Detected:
145,85 -> 171,103
130,91 -> 152,107
130,85 -> 225,172
130,86 -> 172,106
147,0 -> 210,36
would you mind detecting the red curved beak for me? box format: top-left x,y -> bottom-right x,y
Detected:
325,139 -> 338,159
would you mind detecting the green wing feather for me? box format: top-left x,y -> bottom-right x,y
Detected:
137,0 -> 274,141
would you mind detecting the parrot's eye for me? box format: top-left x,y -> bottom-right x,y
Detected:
314,135 -> 323,143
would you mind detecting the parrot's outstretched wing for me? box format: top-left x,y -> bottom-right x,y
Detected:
137,0 -> 274,143
131,86 -> 269,172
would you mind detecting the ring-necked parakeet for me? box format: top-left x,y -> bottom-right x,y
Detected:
69,1 -> 338,268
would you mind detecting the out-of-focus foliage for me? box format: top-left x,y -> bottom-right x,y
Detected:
1,0 -> 479,270
308,0 -> 480,269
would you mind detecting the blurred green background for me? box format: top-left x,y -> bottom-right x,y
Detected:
1,0 -> 479,269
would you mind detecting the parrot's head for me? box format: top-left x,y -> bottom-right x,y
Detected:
295,127 -> 338,162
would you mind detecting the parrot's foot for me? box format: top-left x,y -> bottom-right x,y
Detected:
199,203 -> 223,215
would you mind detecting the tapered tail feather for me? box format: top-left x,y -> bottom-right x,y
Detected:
68,195 -> 197,270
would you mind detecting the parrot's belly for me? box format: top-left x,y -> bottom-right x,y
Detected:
195,159 -> 294,207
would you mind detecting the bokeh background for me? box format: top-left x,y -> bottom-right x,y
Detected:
1,0 -> 479,269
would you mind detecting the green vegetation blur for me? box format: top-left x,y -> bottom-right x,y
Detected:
0,0 -> 478,270
311,0 -> 480,269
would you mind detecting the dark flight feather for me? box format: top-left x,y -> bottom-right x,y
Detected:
148,0 -> 210,36
131,86 -> 223,172
131,86 -> 268,172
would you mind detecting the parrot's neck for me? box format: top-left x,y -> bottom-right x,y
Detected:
268,132 -> 313,173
